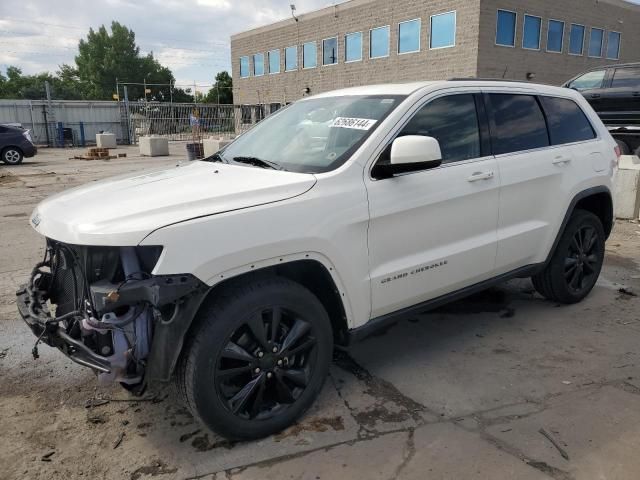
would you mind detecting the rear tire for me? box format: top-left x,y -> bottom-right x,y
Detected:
615,139 -> 630,156
2,147 -> 23,165
532,209 -> 605,304
175,276 -> 333,440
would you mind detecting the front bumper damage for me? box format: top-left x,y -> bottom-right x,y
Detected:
16,241 -> 209,390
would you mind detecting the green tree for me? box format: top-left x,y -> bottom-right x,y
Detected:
75,21 -> 175,100
204,71 -> 233,104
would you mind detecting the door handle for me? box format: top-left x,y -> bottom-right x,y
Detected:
590,94 -> 601,99
467,171 -> 494,182
552,156 -> 572,165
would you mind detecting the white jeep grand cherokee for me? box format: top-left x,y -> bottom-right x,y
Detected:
17,81 -> 618,439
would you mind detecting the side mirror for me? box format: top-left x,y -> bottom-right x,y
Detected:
372,135 -> 443,179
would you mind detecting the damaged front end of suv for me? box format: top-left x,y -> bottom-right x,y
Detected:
16,239 -> 208,392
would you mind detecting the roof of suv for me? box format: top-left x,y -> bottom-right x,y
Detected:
309,80 -> 571,98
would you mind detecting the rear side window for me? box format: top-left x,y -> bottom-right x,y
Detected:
611,68 -> 640,90
400,94 -> 481,163
488,94 -> 549,155
539,96 -> 596,145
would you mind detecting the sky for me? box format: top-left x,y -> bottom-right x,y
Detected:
1,0 -> 639,94
0,0 -> 338,93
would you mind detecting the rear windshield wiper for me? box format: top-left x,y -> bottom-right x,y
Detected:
232,156 -> 284,170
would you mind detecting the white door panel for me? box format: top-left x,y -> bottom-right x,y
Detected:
494,147 -> 570,271
367,158 -> 499,317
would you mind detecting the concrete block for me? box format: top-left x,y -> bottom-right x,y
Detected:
614,156 -> 640,220
95,133 -> 116,149
203,137 -> 221,158
139,136 -> 169,157
203,137 -> 234,157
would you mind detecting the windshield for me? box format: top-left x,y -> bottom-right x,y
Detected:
219,95 -> 405,173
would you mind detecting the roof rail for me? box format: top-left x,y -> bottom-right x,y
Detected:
448,77 -> 527,82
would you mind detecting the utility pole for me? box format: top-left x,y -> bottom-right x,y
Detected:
44,80 -> 57,147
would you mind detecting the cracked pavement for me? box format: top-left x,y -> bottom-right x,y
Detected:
1,146 -> 640,480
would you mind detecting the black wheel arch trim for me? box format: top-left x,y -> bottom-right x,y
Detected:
544,186 -> 614,263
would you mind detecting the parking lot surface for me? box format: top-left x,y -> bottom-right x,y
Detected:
1,145 -> 639,480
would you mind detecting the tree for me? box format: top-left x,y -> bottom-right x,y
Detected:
203,71 -> 233,104
75,21 -> 175,100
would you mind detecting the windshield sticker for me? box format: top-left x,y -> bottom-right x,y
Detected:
330,117 -> 378,130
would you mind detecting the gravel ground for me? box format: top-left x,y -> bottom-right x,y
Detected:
1,146 -> 639,480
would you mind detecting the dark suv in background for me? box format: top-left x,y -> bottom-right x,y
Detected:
564,63 -> 640,156
0,125 -> 37,165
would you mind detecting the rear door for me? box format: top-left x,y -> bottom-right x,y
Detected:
488,91 -> 599,273
485,91 -> 566,272
600,66 -> 640,127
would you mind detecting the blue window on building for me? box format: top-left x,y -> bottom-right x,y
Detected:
496,10 -> 516,46
239,56 -> 249,78
589,28 -> 604,57
398,19 -> 420,53
285,46 -> 297,71
345,32 -> 362,62
547,20 -> 564,52
303,42 -> 317,68
569,24 -> 585,55
253,53 -> 264,76
430,12 -> 456,49
268,49 -> 280,74
370,26 -> 390,58
607,31 -> 621,59
323,37 -> 338,65
523,15 -> 542,49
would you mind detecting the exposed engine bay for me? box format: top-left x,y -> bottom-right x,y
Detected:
16,240 -> 205,392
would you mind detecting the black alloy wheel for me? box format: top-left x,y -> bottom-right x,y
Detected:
215,306 -> 317,420
564,225 -> 600,294
176,277 -> 333,440
532,209 -> 605,304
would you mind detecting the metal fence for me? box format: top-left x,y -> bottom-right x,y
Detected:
0,99 -> 282,146
0,99 -> 122,146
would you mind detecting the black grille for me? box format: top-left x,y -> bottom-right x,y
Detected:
46,240 -> 123,318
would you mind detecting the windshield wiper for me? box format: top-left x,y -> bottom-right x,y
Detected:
202,152 -> 227,163
232,156 -> 284,170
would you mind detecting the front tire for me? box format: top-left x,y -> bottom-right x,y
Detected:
532,209 -> 605,304
2,147 -> 23,165
176,277 -> 333,440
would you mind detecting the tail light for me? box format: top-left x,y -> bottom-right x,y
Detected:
22,129 -> 33,143
613,145 -> 621,168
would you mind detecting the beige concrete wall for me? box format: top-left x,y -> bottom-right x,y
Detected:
477,0 -> 640,85
231,0 -> 482,104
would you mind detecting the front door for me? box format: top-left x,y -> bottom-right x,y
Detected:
365,92 -> 500,318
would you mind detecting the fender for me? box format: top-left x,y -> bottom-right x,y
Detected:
146,252 -> 355,383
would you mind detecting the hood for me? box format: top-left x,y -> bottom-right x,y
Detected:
31,161 -> 316,246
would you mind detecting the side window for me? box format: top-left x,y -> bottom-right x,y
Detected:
398,94 -> 481,164
611,68 -> 640,90
568,70 -> 605,91
488,94 -> 549,155
539,96 -> 596,145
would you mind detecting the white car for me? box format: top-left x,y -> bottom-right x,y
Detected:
17,81 -> 617,440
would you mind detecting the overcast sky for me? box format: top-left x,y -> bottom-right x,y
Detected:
0,0 -> 336,93
1,0 -> 638,94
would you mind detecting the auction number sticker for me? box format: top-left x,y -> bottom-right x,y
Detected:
330,117 -> 378,130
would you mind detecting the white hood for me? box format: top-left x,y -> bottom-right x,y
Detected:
30,161 -> 316,246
